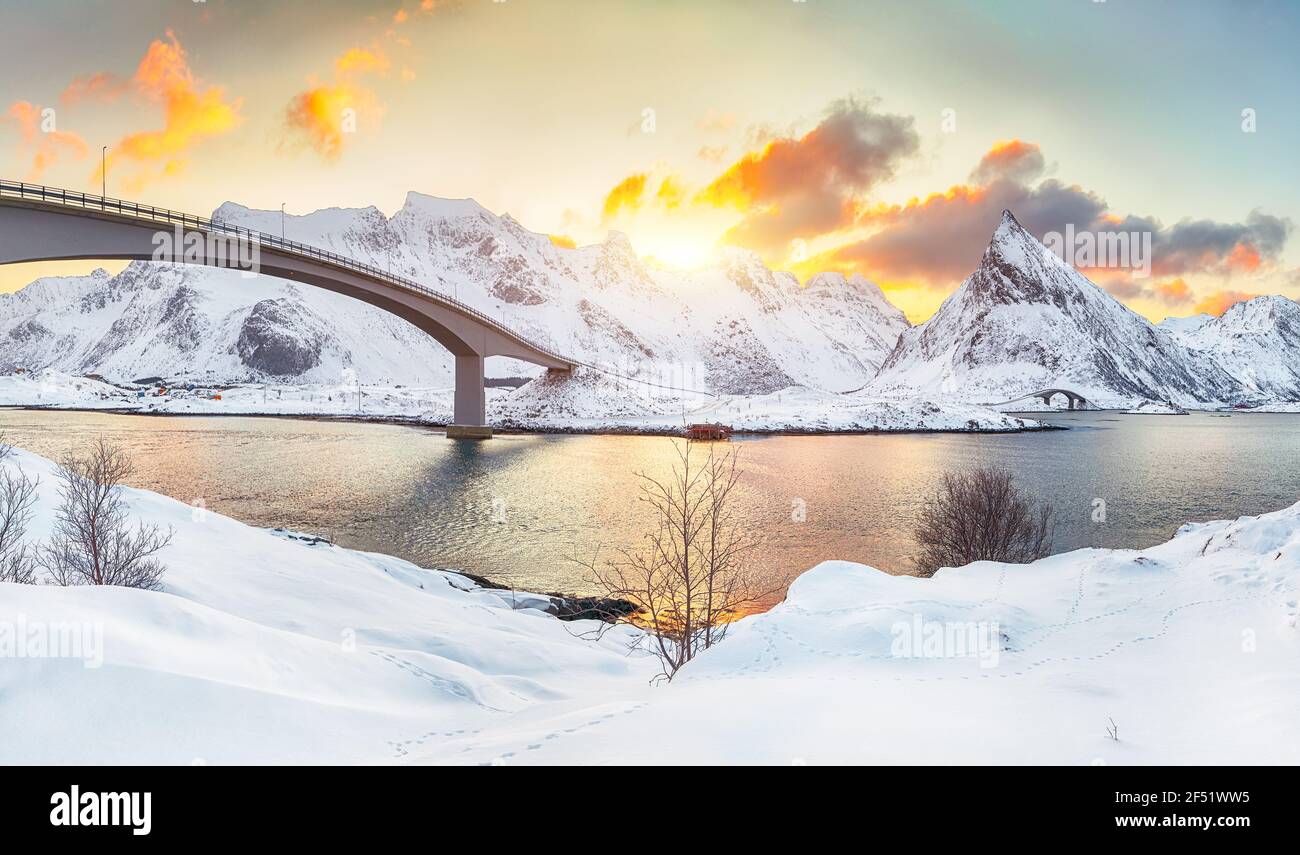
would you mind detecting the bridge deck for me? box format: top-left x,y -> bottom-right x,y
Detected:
0,180 -> 576,370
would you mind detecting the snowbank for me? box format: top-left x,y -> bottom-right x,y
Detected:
0,369 -> 1045,433
426,510 -> 1300,765
0,446 -> 649,763
2,443 -> 1298,764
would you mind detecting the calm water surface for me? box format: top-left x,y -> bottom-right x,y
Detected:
2,409 -> 1297,600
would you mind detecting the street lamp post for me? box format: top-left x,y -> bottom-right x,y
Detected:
101,146 -> 107,198
280,203 -> 285,242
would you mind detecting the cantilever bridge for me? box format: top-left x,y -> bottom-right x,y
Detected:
0,180 -> 578,437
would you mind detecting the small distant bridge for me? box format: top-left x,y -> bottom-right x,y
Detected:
992,388 -> 1091,410
0,180 -> 579,437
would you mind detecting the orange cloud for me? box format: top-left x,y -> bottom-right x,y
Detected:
970,139 -> 1045,184
698,109 -> 736,132
1224,243 -> 1262,273
285,82 -> 376,162
1193,290 -> 1259,316
101,31 -> 243,189
393,0 -> 445,22
695,98 -> 919,258
1152,278 -> 1193,304
697,144 -> 728,162
811,139 -> 1291,294
4,101 -> 89,180
335,47 -> 390,77
59,71 -> 127,105
655,176 -> 685,210
548,234 -> 577,249
601,173 -> 647,221
284,45 -> 390,161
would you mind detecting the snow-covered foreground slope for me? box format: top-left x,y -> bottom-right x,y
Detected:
0,369 -> 1043,433
0,446 -> 651,764
424,508 -> 1300,765
2,444 -> 1297,764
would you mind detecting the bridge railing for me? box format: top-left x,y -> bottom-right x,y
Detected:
0,179 -> 574,367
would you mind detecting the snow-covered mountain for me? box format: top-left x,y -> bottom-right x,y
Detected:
1156,313 -> 1214,338
1161,296 -> 1300,400
3,198 -> 1296,409
870,211 -> 1275,407
0,192 -> 910,393
0,264 -> 458,385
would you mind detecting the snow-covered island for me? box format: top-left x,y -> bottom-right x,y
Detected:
2,443 -> 1296,764
1123,400 -> 1190,416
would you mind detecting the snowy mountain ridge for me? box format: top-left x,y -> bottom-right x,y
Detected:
870,211 -> 1299,407
1,198 -> 1297,409
0,192 -> 909,394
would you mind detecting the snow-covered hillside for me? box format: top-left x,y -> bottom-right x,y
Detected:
0,192 -> 909,395
0,265 -> 456,386
1161,296 -> 1300,401
2,443 -> 1297,764
871,211 -> 1287,408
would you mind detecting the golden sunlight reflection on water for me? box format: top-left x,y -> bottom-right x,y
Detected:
2,409 -> 1299,605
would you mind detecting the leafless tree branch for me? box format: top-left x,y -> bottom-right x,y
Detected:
40,436 -> 172,590
576,441 -> 766,682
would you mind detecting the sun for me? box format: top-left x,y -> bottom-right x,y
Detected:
640,242 -> 715,270
626,224 -> 722,270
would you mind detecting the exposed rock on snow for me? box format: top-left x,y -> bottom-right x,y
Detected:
1,443 -> 1297,764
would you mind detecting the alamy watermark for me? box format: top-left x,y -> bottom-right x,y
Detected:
609,355 -> 708,395
50,786 -> 151,836
891,615 -> 1001,668
152,225 -> 261,278
0,614 -> 104,668
1042,224 -> 1152,278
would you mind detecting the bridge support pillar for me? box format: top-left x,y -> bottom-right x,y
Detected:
449,353 -> 491,439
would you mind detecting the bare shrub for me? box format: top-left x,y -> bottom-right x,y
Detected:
41,437 -> 172,590
577,442 -> 763,682
912,466 -> 1053,577
0,435 -> 39,585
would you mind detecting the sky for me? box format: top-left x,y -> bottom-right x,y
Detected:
1,0 -> 1297,321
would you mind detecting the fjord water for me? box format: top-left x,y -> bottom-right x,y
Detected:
2,409 -> 1297,601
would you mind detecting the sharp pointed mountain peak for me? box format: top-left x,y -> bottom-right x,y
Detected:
985,209 -> 1044,259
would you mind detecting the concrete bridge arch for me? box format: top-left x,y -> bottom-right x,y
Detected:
0,182 -> 576,435
993,388 -> 1091,410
